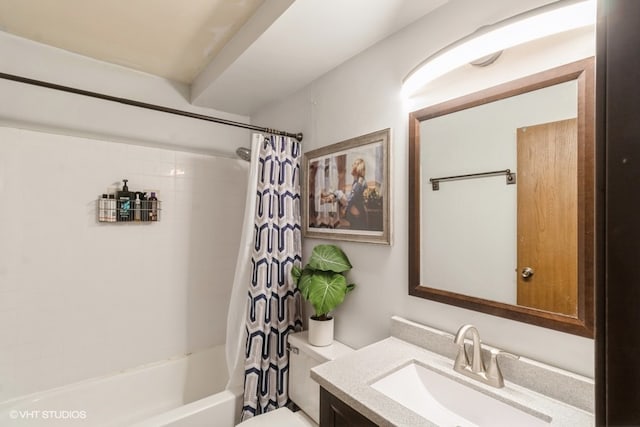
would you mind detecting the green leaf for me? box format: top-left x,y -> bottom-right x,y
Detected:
308,244 -> 352,273
293,245 -> 356,317
296,269 -> 314,300
306,272 -> 349,317
291,265 -> 302,282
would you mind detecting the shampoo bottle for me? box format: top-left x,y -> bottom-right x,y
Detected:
98,194 -> 108,222
108,194 -> 117,222
134,193 -> 141,221
117,179 -> 133,221
149,192 -> 158,221
138,192 -> 148,221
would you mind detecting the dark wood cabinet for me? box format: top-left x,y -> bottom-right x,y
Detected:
320,387 -> 377,427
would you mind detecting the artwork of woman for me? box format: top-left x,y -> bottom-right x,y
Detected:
303,128 -> 389,243
322,158 -> 368,230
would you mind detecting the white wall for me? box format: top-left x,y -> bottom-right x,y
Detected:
251,0 -> 595,377
0,34 -> 250,401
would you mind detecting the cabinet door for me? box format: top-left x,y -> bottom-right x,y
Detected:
320,387 -> 377,427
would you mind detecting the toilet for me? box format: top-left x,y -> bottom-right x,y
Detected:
237,331 -> 353,426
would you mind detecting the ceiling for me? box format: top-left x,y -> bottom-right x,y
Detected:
0,0 -> 265,84
0,0 -> 447,115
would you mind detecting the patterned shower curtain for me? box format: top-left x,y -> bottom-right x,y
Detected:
241,134 -> 303,420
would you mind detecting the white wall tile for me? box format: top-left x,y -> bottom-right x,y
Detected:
0,126 -> 249,401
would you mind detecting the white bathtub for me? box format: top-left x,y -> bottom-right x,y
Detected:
0,345 -> 242,426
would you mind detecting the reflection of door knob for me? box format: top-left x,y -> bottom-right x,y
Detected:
521,267 -> 535,279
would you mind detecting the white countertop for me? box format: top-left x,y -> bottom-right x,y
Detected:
311,336 -> 593,427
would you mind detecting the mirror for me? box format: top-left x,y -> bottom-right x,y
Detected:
408,58 -> 594,337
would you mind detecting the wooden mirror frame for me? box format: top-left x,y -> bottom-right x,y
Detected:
408,58 -> 595,338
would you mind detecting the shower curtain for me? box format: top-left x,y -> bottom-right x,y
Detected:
225,133 -> 303,420
225,134 -> 261,394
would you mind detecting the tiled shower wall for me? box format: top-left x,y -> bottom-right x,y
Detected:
0,126 -> 248,401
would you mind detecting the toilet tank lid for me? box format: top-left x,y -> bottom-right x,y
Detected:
288,331 -> 354,361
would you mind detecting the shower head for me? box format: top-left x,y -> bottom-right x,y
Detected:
235,147 -> 251,162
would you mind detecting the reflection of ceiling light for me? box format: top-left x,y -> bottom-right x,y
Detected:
402,0 -> 596,97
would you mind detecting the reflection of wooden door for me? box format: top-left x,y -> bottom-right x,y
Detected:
517,119 -> 577,316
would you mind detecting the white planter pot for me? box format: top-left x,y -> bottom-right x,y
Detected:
308,317 -> 334,347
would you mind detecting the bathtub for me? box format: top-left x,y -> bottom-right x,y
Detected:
0,345 -> 242,426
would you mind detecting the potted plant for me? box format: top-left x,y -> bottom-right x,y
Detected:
291,244 -> 356,346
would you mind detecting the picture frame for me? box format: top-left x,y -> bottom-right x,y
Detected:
302,128 -> 391,245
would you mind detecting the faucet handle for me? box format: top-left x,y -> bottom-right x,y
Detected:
486,349 -> 519,388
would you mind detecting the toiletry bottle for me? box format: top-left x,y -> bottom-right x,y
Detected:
134,193 -> 141,221
108,194 -> 117,222
99,194 -> 108,222
149,192 -> 158,221
117,179 -> 133,221
138,192 -> 148,221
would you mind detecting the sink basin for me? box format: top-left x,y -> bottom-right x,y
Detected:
371,362 -> 551,427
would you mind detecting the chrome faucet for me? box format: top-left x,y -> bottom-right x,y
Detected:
453,324 -> 518,388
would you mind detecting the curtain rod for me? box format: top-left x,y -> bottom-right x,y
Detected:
0,72 -> 303,142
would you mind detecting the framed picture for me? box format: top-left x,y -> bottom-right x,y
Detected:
302,128 -> 391,245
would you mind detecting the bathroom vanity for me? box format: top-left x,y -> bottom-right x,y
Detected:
320,387 -> 376,427
313,317 -> 593,426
